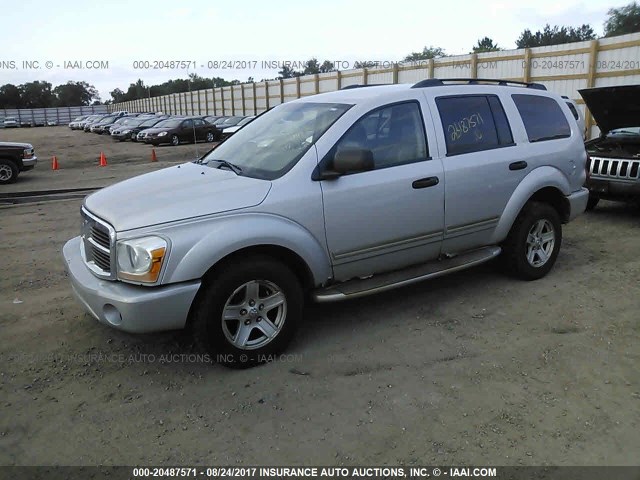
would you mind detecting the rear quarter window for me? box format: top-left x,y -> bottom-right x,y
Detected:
512,94 -> 571,142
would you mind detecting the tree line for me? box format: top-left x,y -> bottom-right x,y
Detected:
1,1 -> 638,109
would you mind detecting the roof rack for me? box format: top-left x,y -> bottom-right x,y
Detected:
340,84 -> 391,90
411,78 -> 547,90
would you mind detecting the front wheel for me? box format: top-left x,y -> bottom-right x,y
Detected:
171,134 -> 180,146
190,256 -> 304,368
502,202 -> 562,280
0,159 -> 19,184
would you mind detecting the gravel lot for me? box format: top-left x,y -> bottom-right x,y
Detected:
0,127 -> 638,466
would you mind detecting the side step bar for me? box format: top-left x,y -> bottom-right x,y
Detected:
312,246 -> 501,303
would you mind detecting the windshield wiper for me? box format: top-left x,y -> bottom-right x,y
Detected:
213,159 -> 243,175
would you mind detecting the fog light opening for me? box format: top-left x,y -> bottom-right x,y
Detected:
103,304 -> 122,326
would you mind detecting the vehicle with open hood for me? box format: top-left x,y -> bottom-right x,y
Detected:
580,85 -> 640,209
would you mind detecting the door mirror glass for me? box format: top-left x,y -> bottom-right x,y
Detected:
333,147 -> 374,174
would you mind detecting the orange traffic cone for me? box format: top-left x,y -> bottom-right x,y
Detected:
99,152 -> 107,167
151,149 -> 157,162
51,156 -> 59,170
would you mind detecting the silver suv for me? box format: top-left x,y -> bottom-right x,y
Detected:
63,79 -> 588,367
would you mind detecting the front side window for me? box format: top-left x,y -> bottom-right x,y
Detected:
332,102 -> 428,170
513,94 -> 571,142
436,95 -> 513,156
201,102 -> 351,180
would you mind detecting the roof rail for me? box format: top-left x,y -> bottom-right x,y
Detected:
340,84 -> 390,90
411,78 -> 547,90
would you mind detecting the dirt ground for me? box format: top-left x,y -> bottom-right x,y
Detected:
0,127 -> 638,467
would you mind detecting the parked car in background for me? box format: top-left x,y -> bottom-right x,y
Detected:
0,142 -> 37,184
111,116 -> 162,141
84,115 -> 109,132
142,116 -> 219,146
90,115 -> 121,133
69,116 -> 89,129
20,119 -> 34,128
118,116 -> 168,142
213,116 -> 245,129
46,120 -> 58,126
4,117 -> 19,128
204,115 -> 225,125
580,84 -> 640,210
220,116 -> 256,140
63,80 -> 588,367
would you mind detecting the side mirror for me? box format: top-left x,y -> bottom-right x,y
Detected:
316,147 -> 374,180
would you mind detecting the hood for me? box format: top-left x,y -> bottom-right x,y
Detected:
84,162 -> 271,231
579,85 -> 640,134
0,142 -> 32,149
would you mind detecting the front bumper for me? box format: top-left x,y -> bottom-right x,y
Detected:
567,187 -> 589,221
63,236 -> 201,333
587,177 -> 640,198
21,156 -> 38,171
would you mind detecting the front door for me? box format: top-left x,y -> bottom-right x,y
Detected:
320,101 -> 445,281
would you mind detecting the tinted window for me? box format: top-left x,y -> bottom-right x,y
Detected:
333,102 -> 428,170
512,94 -> 571,142
436,95 -> 508,155
182,119 -> 193,128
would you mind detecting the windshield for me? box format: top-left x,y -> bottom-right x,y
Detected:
154,119 -> 182,128
97,116 -> 117,124
237,117 -> 254,126
222,116 -> 243,126
213,117 -> 229,125
201,102 -> 351,180
141,117 -> 164,127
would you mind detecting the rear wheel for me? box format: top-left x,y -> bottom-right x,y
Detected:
206,131 -> 215,142
502,202 -> 562,280
190,256 -> 303,368
0,159 -> 19,184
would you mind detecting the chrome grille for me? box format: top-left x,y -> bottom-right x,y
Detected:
81,207 -> 115,279
588,156 -> 640,180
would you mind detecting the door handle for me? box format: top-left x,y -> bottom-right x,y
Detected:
412,177 -> 439,189
509,161 -> 528,171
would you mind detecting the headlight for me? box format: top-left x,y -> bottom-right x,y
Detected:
116,236 -> 167,284
122,129 -> 131,134
157,131 -> 168,137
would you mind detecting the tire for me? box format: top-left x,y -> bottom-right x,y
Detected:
206,131 -> 214,142
171,135 -> 180,146
190,256 -> 304,368
586,194 -> 599,211
0,159 -> 19,184
502,201 -> 562,281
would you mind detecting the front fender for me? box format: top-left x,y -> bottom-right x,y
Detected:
161,213 -> 332,286
491,166 -> 572,244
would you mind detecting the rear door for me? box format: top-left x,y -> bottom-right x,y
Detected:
180,119 -> 194,142
429,93 -> 527,253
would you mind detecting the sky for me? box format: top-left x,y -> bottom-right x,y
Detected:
0,0 -> 625,101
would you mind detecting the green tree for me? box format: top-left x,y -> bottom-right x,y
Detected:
472,37 -> 501,53
19,81 -> 55,108
0,84 -> 23,108
516,24 -> 595,48
53,81 -> 99,106
277,65 -> 300,79
110,88 -> 126,103
403,46 -> 446,62
604,2 -> 640,37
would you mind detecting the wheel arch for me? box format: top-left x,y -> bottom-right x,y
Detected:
492,166 -> 572,244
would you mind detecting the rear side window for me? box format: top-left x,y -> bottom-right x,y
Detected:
512,94 -> 571,142
436,95 -> 513,156
566,102 -> 580,121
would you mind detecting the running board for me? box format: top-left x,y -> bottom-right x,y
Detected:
313,246 -> 501,303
